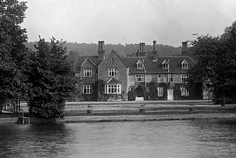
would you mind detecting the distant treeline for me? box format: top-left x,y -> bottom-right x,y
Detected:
25,42 -> 183,57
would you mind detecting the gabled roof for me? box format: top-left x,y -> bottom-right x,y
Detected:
105,78 -> 121,84
81,57 -> 95,67
110,50 -> 128,68
124,56 -> 193,74
162,59 -> 168,64
74,55 -> 102,72
74,48 -> 193,74
181,59 -> 188,64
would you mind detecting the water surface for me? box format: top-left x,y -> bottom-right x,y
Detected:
0,119 -> 236,158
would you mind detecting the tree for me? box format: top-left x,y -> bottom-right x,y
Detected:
26,37 -> 75,119
0,0 -> 28,113
188,35 -> 219,84
189,21 -> 236,104
216,21 -> 236,103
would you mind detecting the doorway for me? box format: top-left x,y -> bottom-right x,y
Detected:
167,89 -> 174,101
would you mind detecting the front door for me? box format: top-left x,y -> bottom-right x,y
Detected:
167,89 -> 174,101
135,86 -> 144,101
136,86 -> 144,97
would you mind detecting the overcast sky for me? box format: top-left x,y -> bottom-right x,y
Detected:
21,0 -> 236,46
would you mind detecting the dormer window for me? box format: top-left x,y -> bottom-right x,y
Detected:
181,59 -> 188,69
162,59 -> 169,69
136,60 -> 144,69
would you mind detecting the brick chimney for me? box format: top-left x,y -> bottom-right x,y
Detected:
98,41 -> 105,60
139,42 -> 146,56
182,41 -> 188,56
153,40 -> 157,55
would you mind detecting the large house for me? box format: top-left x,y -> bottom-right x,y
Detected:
73,41 -> 202,101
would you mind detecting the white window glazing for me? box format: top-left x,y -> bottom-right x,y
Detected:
181,60 -> 188,69
137,63 -> 144,69
157,87 -> 164,97
136,74 -> 144,82
83,69 -> 92,77
105,84 -> 121,94
108,68 -> 117,77
180,87 -> 189,96
157,75 -> 167,83
83,85 -> 92,94
180,75 -> 188,83
162,60 -> 169,69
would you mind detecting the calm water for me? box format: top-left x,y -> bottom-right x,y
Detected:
0,119 -> 236,158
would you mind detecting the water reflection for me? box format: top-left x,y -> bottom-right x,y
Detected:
0,119 -> 236,158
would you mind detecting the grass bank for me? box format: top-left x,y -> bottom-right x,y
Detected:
1,101 -> 236,123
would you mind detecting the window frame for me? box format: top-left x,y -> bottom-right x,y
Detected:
136,60 -> 144,69
83,69 -> 92,77
136,74 -> 144,82
157,87 -> 164,97
82,85 -> 92,94
180,87 -> 189,96
180,74 -> 188,83
181,60 -> 189,69
162,60 -> 169,69
157,74 -> 167,83
105,84 -> 121,94
108,68 -> 117,77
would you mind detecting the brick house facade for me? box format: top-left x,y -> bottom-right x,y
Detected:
74,41 -> 202,101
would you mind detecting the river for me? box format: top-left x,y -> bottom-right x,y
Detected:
0,119 -> 236,158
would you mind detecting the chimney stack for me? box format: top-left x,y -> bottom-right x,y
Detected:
98,41 -> 105,60
138,43 -> 146,56
140,43 -> 145,53
153,40 -> 156,52
182,41 -> 187,52
182,41 -> 188,55
153,40 -> 157,55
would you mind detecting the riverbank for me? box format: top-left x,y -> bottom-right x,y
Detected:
1,101 -> 236,123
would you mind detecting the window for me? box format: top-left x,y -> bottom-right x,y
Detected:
162,60 -> 169,69
83,69 -> 92,77
105,84 -> 121,94
108,68 -> 117,77
181,60 -> 188,69
83,85 -> 92,94
136,60 -> 144,69
157,87 -> 164,97
180,87 -> 189,96
180,75 -> 188,83
136,74 -> 144,82
157,75 -> 167,83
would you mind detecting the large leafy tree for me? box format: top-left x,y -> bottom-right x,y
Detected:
217,21 -> 236,102
188,35 -> 219,85
26,37 -> 75,119
0,0 -> 28,113
189,21 -> 236,104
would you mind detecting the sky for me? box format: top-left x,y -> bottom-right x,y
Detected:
21,0 -> 236,46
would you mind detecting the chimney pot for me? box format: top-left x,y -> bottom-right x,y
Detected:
138,43 -> 145,56
153,40 -> 156,51
98,41 -> 105,60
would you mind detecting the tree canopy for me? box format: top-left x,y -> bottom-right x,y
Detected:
0,0 -> 28,111
26,38 -> 75,119
189,21 -> 236,104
